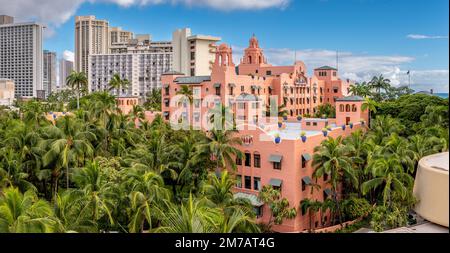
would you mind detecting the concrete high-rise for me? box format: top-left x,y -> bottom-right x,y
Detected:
43,50 -> 57,97
110,27 -> 133,48
59,59 -> 74,90
0,15 -> 43,98
74,16 -> 109,76
172,28 -> 221,76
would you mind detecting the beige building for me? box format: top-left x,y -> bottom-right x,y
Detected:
74,16 -> 110,76
43,50 -> 57,97
109,27 -> 133,49
59,58 -> 74,90
0,79 -> 15,106
172,28 -> 221,76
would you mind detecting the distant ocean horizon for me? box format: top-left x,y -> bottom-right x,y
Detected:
435,93 -> 449,99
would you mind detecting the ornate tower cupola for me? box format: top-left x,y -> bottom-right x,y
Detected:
214,43 -> 235,67
241,34 -> 267,65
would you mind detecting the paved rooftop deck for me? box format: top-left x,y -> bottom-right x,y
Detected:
266,122 -> 340,140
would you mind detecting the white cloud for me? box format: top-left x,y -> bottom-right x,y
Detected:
0,0 -> 289,37
63,50 -> 75,62
232,46 -> 448,92
407,34 -> 449,40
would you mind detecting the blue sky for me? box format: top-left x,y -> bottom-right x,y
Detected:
1,0 -> 448,92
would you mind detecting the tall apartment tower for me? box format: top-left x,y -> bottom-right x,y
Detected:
43,50 -> 57,97
59,59 -> 74,90
110,27 -> 133,45
172,28 -> 221,76
74,16 -> 109,76
0,15 -> 43,98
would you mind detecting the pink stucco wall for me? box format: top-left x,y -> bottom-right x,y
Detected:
160,35 -> 369,232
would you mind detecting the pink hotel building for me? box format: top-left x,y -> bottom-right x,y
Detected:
159,36 -> 369,233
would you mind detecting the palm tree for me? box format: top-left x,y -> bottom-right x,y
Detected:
300,198 -> 322,232
203,170 -> 235,209
144,88 -> 162,111
54,189 -> 98,232
121,166 -> 170,233
312,136 -> 357,225
384,133 -> 416,173
349,82 -> 371,97
408,135 -> 445,164
0,187 -> 60,232
176,85 -> 193,104
108,73 -> 130,98
369,75 -> 391,101
198,130 -> 243,174
361,97 -> 378,127
209,104 -> 235,130
153,194 -> 220,233
66,71 -> 88,110
362,156 -> 414,208
343,130 -> 367,196
130,105 -> 145,124
72,161 -> 116,226
41,115 -> 95,196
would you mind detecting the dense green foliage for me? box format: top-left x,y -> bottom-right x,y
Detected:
1,71 -> 448,233
306,86 -> 448,232
0,90 -> 260,233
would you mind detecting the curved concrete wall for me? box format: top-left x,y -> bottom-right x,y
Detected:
413,152 -> 449,227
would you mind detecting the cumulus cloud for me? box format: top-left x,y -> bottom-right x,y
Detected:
63,50 -> 75,62
407,34 -> 449,40
0,0 -> 289,37
232,46 -> 448,92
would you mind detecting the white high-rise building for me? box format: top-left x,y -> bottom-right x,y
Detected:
172,28 -> 221,76
0,15 -> 43,98
59,59 -> 74,90
43,50 -> 57,97
89,51 -> 172,98
75,16 -> 109,76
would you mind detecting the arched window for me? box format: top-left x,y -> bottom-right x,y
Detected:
340,104 -> 345,112
259,56 -> 262,64
345,104 -> 351,112
290,110 -> 294,116
248,56 -> 252,64
352,104 -> 357,112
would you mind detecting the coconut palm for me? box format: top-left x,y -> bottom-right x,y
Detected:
123,169 -> 169,233
176,85 -> 193,103
144,88 -> 162,111
312,136 -> 357,225
153,194 -> 220,233
343,130 -> 367,195
198,130 -> 243,174
0,187 -> 60,233
349,82 -> 371,97
369,75 -> 391,101
300,198 -> 322,232
53,189 -> 98,232
72,161 -> 116,227
41,115 -> 96,196
362,156 -> 414,208
108,73 -> 130,98
361,97 -> 378,127
66,71 -> 88,110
